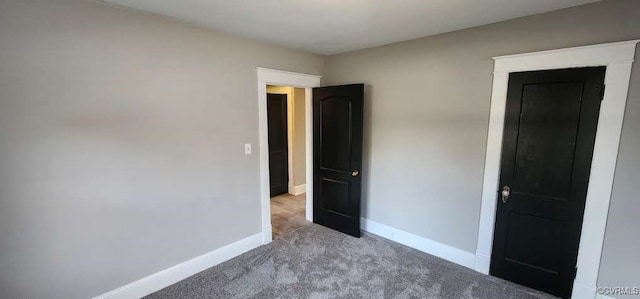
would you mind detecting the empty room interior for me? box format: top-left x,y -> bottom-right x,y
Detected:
1,0 -> 639,298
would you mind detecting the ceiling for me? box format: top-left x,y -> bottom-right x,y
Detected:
101,0 -> 601,55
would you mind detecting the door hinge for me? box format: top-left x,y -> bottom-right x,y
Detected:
600,84 -> 606,101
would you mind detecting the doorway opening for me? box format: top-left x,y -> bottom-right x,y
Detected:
256,68 -> 320,245
266,85 -> 308,240
258,69 -> 365,243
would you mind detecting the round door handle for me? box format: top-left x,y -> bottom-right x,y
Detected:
351,170 -> 359,177
501,186 -> 511,203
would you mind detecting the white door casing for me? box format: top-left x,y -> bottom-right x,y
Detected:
256,68 -> 321,244
475,40 -> 638,299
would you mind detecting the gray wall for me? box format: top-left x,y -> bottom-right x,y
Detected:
324,0 -> 640,292
0,0 -> 323,298
2,0 -> 638,297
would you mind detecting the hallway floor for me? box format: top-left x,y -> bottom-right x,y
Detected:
270,193 -> 307,239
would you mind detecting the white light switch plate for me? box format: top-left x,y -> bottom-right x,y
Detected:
244,143 -> 252,155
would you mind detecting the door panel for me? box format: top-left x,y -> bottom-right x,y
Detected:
313,84 -> 364,237
319,178 -> 351,216
512,82 -> 584,199
504,212 -> 563,272
490,67 -> 605,298
267,93 -> 289,197
320,97 -> 352,170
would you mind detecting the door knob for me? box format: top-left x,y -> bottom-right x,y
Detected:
351,170 -> 359,177
501,186 -> 511,203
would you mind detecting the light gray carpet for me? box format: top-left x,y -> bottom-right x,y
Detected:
146,223 -> 556,299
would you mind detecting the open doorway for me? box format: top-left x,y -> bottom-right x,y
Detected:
266,85 -> 308,239
256,68 -> 320,244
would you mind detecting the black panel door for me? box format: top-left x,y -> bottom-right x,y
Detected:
491,67 -> 606,298
313,84 -> 364,237
267,93 -> 289,197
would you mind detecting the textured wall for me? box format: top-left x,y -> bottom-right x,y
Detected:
0,0 -> 323,298
324,0 -> 640,292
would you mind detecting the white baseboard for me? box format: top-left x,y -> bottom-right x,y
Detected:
290,184 -> 306,196
93,232 -> 264,299
571,281 -> 601,299
474,252 -> 491,274
572,281 -> 618,299
361,218 -> 476,270
262,225 -> 273,244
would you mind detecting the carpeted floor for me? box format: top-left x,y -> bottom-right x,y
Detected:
146,224 -> 556,299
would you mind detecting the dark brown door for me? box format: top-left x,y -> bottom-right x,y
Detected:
490,67 -> 606,298
267,93 -> 289,197
313,84 -> 364,237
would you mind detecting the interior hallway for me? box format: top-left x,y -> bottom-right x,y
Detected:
271,193 -> 307,239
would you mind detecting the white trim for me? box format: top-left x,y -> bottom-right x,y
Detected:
596,293 -> 616,299
475,40 -> 638,299
93,232 -> 263,299
492,40 -> 638,73
362,218 -> 476,270
257,68 -> 321,243
304,87 -> 313,222
256,67 -> 321,88
572,282 -> 598,299
475,71 -> 509,275
262,225 -> 273,244
574,284 -> 617,299
291,184 -> 306,196
474,252 -> 491,276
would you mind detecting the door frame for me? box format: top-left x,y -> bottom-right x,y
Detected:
256,67 -> 321,244
475,40 -> 638,298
